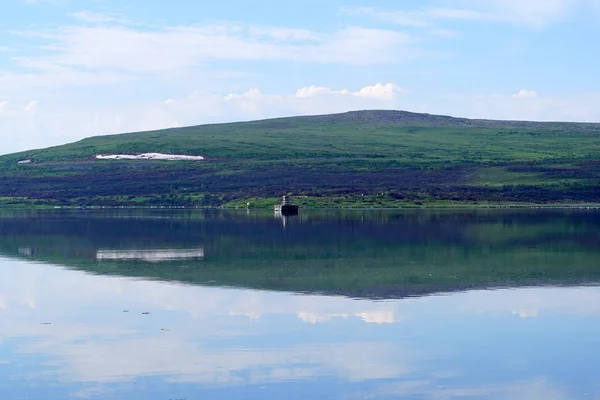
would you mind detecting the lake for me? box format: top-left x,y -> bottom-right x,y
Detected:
1,208 -> 599,399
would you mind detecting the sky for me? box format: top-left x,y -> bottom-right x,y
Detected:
1,0 -> 600,154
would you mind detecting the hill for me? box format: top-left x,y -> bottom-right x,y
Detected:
1,109 -> 600,207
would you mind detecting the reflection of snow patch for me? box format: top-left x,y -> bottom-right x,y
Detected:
228,311 -> 262,320
297,312 -> 346,324
18,246 -> 32,256
96,153 -> 204,161
97,248 -> 204,262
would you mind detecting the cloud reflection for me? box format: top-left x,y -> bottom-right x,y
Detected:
1,258 -> 599,399
297,310 -> 400,324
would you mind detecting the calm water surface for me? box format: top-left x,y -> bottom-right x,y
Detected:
1,209 -> 599,399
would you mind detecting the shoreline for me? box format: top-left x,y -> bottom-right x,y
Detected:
1,203 -> 600,210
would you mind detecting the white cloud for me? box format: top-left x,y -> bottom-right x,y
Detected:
346,0 -> 596,29
426,7 -> 497,21
513,89 -> 539,98
294,83 -> 402,100
466,0 -> 573,28
355,83 -> 403,100
9,23 -> 412,80
20,0 -> 67,4
20,0 -> 68,4
246,26 -> 321,42
0,68 -> 136,93
70,11 -> 134,26
225,88 -> 263,100
295,86 -> 339,98
24,100 -> 38,113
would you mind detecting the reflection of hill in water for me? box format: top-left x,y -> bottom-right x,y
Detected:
0,209 -> 599,299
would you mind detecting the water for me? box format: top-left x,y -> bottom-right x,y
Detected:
1,208 -> 599,399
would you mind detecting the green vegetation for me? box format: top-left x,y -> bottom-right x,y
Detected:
1,110 -> 600,206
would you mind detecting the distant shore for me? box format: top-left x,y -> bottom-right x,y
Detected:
1,197 -> 600,210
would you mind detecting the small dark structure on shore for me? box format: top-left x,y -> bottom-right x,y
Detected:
274,195 -> 299,214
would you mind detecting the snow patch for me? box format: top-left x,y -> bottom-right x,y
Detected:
96,153 -> 204,161
17,159 -> 32,164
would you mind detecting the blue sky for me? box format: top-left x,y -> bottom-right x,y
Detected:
1,0 -> 600,154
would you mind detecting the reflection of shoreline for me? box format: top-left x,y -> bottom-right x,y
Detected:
1,208 -> 599,301
96,248 -> 204,262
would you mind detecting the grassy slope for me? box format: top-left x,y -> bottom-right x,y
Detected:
1,110 -> 600,206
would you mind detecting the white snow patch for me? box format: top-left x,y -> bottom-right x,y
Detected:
17,159 -> 32,164
96,153 -> 204,161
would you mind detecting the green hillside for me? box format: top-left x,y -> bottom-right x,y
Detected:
1,110 -> 600,207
